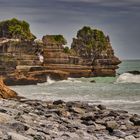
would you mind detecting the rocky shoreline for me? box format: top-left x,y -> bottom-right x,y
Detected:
0,98 -> 139,140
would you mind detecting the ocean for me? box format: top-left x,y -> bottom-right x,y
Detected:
11,60 -> 140,114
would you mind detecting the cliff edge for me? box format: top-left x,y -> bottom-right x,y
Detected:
0,19 -> 121,85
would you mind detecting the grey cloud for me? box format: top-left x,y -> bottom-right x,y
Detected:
0,0 -> 139,59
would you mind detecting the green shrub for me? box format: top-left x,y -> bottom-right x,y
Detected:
0,18 -> 36,41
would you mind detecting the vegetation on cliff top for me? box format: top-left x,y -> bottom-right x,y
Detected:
71,26 -> 109,59
0,18 -> 36,41
42,35 -> 67,45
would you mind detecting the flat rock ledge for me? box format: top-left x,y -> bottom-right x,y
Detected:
0,99 -> 139,140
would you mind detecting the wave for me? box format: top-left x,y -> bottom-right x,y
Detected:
37,77 -> 82,86
60,78 -> 82,83
116,73 -> 140,83
37,76 -> 55,85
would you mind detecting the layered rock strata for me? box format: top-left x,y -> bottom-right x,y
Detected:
0,78 -> 17,98
71,26 -> 121,76
0,19 -> 121,84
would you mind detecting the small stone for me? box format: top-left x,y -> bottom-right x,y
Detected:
0,108 -> 7,113
26,128 -> 36,135
97,104 -> 106,110
70,107 -> 85,114
90,80 -> 96,83
94,123 -> 106,131
82,120 -> 94,126
106,121 -> 119,132
10,122 -> 29,132
33,134 -> 46,140
108,110 -> 119,117
119,125 -> 127,130
61,110 -> 71,117
81,113 -> 95,121
87,126 -> 96,134
53,100 -> 65,105
7,132 -> 30,140
0,113 -> 11,123
113,130 -> 126,138
125,135 -> 136,140
130,114 -> 140,126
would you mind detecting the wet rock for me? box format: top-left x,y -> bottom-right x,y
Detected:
53,100 -> 65,105
0,99 -> 139,140
90,80 -> 96,83
94,123 -> 106,131
33,134 -> 46,140
125,135 -> 136,140
130,114 -> 140,126
108,110 -> 119,117
112,130 -> 126,138
70,107 -> 85,114
0,108 -> 7,113
106,121 -> 119,132
127,71 -> 140,75
97,104 -> 106,110
9,122 -> 29,132
0,112 -> 11,123
81,113 -> 95,122
82,120 -> 95,126
7,132 -> 30,140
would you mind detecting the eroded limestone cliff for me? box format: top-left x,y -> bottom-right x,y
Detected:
71,26 -> 121,76
0,18 -> 121,85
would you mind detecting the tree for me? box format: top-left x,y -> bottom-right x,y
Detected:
0,18 -> 36,41
71,26 -> 109,65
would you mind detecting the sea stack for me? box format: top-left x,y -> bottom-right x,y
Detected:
71,26 -> 121,76
0,18 -> 121,85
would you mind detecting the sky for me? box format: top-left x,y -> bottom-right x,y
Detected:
0,0 -> 140,60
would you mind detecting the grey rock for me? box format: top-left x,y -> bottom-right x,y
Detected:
97,104 -> 106,110
53,100 -> 65,105
7,132 -> 31,140
106,121 -> 119,132
112,130 -> 126,138
130,114 -> 140,126
125,135 -> 136,140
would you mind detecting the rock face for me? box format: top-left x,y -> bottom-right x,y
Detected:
4,67 -> 69,86
0,78 -> 17,98
42,35 -> 93,78
71,26 -> 121,76
0,19 -> 121,85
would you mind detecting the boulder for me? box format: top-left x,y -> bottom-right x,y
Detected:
130,114 -> 140,126
106,121 -> 119,132
127,71 -> 140,75
7,132 -> 30,140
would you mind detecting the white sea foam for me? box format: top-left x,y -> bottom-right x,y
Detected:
37,76 -> 55,85
60,78 -> 82,83
116,73 -> 140,83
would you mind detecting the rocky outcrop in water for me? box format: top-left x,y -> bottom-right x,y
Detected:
71,26 -> 121,76
0,19 -> 121,85
42,35 -> 93,78
0,99 -> 139,139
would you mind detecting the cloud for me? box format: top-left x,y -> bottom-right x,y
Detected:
0,0 -> 140,59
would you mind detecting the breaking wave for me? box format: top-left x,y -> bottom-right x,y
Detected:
116,73 -> 140,83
